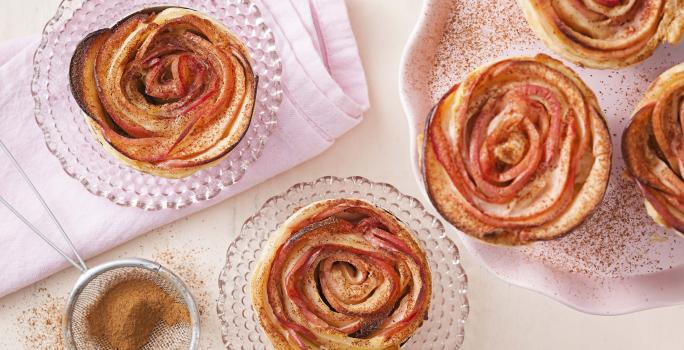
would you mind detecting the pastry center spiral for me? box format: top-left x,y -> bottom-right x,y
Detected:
492,130 -> 528,166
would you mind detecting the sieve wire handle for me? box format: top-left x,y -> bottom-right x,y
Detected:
0,140 -> 87,273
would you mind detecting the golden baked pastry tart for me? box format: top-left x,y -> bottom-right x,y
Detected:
251,198 -> 432,350
517,0 -> 684,69
69,7 -> 256,178
623,62 -> 684,236
422,54 -> 612,245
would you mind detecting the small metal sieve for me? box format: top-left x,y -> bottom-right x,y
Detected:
0,140 -> 200,350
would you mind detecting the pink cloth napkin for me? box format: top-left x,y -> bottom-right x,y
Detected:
0,0 -> 368,297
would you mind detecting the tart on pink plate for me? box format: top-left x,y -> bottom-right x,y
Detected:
400,0 -> 684,315
517,0 -> 684,69
422,54 -> 612,245
623,61 -> 684,237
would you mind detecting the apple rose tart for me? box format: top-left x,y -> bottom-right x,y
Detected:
623,62 -> 684,236
69,7 -> 256,178
517,0 -> 684,69
251,199 -> 432,350
423,54 -> 612,245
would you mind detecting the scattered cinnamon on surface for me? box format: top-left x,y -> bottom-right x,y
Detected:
429,0 -> 536,101
153,248 -> 210,317
16,287 -> 65,350
86,278 -> 190,350
153,246 -> 221,348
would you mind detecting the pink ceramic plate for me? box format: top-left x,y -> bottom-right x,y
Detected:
400,0 -> 684,315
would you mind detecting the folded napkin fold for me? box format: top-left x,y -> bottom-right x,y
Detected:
0,0 -> 368,298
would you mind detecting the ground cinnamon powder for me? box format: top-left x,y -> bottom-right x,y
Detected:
86,278 -> 190,350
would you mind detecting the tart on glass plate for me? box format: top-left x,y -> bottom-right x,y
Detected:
251,198 -> 432,350
422,54 -> 612,245
517,0 -> 684,69
31,0 -> 283,210
623,61 -> 684,236
218,176 -> 468,350
69,6 -> 256,178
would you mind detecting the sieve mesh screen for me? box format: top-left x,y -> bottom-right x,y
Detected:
68,266 -> 193,350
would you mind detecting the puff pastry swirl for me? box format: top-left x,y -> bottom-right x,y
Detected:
251,199 -> 432,349
70,7 -> 256,178
623,62 -> 684,236
423,55 -> 612,245
517,0 -> 684,69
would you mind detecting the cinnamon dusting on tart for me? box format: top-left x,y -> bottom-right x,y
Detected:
70,7 -> 256,178
251,199 -> 431,350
